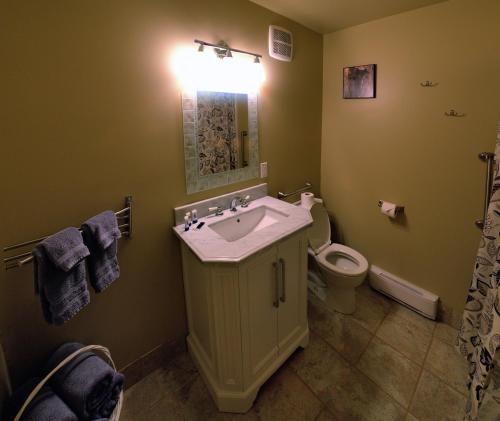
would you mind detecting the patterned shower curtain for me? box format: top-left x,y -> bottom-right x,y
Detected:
458,123 -> 500,421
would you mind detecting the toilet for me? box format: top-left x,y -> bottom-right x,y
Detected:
305,199 -> 369,314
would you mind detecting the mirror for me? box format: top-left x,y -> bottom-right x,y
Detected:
197,91 -> 249,175
182,90 -> 259,194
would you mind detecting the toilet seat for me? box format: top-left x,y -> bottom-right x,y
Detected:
307,202 -> 368,277
316,244 -> 369,277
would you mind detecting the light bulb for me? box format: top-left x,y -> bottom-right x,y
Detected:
171,44 -> 265,94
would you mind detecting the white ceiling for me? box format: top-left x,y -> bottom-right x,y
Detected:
249,0 -> 448,33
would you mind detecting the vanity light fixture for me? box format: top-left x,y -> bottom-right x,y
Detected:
194,39 -> 262,63
172,40 -> 265,93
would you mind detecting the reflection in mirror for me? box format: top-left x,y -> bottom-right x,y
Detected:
197,91 -> 249,175
182,90 -> 259,194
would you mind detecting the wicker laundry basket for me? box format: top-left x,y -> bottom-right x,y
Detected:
14,344 -> 123,421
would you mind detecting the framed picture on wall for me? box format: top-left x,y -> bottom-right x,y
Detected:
343,64 -> 376,99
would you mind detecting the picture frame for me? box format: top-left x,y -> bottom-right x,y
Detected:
343,64 -> 376,99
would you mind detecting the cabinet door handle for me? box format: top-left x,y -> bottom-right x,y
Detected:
272,262 -> 280,308
279,258 -> 286,303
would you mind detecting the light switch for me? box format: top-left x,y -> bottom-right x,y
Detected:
260,162 -> 268,178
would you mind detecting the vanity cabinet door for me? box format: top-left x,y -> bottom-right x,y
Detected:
277,232 -> 308,353
239,247 -> 279,386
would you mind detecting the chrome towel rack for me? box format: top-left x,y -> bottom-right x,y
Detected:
277,182 -> 312,200
3,196 -> 133,270
475,153 -> 495,230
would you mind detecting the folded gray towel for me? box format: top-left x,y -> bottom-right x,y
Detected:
83,210 -> 121,250
45,343 -> 124,420
5,377 -> 78,421
40,227 -> 90,272
82,211 -> 121,293
33,228 -> 90,325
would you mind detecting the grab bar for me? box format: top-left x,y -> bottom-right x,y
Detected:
277,182 -> 312,200
475,152 -> 495,230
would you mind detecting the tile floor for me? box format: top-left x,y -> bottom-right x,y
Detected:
121,283 -> 470,421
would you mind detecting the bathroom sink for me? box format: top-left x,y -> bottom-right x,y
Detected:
208,206 -> 289,242
173,191 -> 312,262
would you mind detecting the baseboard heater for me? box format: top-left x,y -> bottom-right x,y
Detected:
369,265 -> 439,320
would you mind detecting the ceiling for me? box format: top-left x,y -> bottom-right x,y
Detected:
249,0 -> 448,33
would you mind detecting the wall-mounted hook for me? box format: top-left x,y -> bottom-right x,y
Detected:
445,109 -> 466,117
420,80 -> 438,87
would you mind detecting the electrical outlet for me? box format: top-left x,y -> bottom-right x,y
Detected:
260,162 -> 268,178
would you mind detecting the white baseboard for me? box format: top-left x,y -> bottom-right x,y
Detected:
369,265 -> 439,320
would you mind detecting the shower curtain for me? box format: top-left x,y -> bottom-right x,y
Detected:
458,123 -> 500,421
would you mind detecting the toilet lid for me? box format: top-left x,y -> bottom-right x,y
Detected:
308,203 -> 331,254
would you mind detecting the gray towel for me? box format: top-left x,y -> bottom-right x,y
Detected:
39,226 -> 90,272
82,211 -> 121,293
45,343 -> 124,420
33,227 -> 90,325
5,378 -> 78,421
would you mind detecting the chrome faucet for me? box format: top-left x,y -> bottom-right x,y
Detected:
229,196 -> 241,212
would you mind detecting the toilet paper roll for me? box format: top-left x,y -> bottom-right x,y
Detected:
380,201 -> 397,218
301,192 -> 315,210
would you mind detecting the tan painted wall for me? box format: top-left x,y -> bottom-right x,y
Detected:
0,0 -> 322,385
0,342 -> 10,417
321,0 -> 500,312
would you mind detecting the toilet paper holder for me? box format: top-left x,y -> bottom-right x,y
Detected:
378,200 -> 405,215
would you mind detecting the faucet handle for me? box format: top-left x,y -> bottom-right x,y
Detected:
241,195 -> 250,208
208,206 -> 223,216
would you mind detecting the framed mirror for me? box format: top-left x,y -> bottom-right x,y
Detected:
182,90 -> 259,194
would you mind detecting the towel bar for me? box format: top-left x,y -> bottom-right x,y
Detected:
277,182 -> 312,200
2,196 -> 133,270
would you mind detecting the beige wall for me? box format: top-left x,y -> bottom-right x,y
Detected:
322,0 -> 500,312
0,343 -> 10,417
0,0 -> 322,385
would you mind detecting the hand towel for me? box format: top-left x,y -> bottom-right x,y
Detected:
82,211 -> 121,293
4,378 -> 78,421
83,210 -> 121,250
44,343 -> 124,420
33,228 -> 90,325
40,226 -> 90,272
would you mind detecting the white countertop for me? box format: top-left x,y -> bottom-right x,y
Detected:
173,196 -> 312,263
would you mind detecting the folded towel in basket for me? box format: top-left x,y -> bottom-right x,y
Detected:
44,342 -> 124,420
82,211 -> 121,293
33,227 -> 90,325
4,377 -> 78,421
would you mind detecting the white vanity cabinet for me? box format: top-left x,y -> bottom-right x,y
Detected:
180,229 -> 309,413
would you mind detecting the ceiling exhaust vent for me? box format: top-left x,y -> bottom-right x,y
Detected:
268,25 -> 293,62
